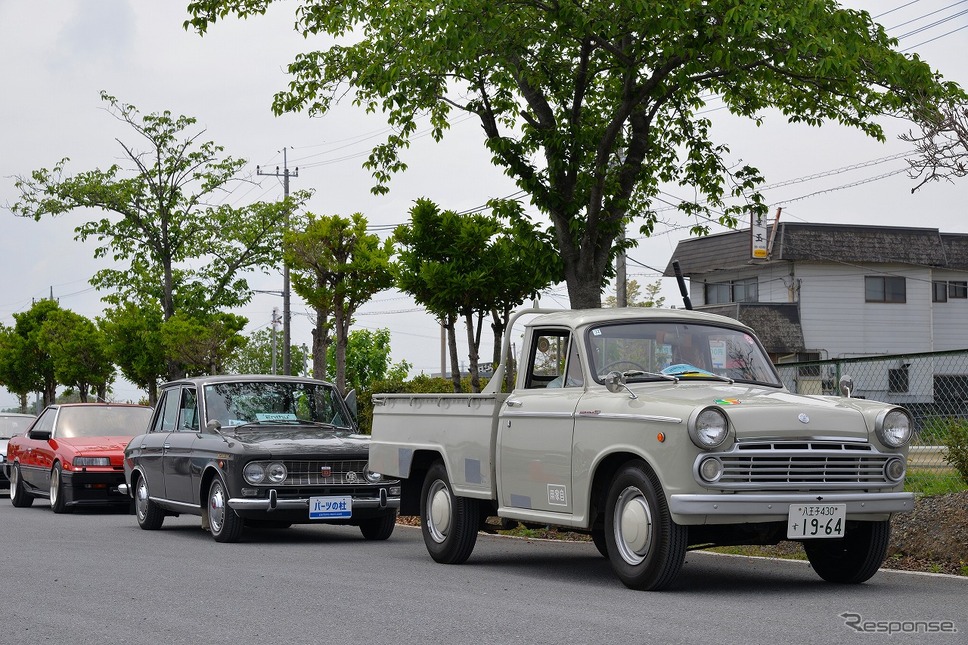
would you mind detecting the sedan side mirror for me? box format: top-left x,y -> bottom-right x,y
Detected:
344,389 -> 358,419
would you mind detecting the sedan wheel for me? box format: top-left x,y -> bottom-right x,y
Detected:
9,464 -> 34,508
135,475 -> 165,530
49,462 -> 71,514
208,476 -> 244,543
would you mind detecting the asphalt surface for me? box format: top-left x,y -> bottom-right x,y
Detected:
0,492 -> 964,645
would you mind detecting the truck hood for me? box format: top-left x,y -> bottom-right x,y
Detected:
618,382 -> 873,440
222,427 -> 371,459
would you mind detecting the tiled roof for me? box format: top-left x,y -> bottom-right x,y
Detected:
664,223 -> 968,276
698,303 -> 805,354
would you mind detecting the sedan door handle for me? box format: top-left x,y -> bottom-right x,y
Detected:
163,443 -> 171,451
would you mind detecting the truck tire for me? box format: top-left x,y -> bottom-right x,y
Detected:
420,462 -> 479,564
804,520 -> 890,584
604,460 -> 687,590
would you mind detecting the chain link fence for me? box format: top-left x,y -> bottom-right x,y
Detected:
775,350 -> 968,495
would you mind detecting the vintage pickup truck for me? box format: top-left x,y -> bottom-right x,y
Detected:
370,308 -> 914,590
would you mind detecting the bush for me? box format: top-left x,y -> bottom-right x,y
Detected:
940,418 -> 968,485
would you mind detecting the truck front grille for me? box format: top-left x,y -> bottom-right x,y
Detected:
699,441 -> 901,491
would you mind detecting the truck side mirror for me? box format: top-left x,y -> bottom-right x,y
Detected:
838,375 -> 854,398
604,371 -> 637,400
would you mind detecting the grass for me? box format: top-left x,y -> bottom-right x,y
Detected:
904,469 -> 967,496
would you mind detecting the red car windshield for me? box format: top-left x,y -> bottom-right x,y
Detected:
55,406 -> 152,439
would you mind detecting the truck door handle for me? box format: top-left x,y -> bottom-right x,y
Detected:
505,400 -> 522,407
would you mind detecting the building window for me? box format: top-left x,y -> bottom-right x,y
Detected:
888,366 -> 909,393
933,281 -> 948,303
705,277 -> 758,304
949,281 -> 968,299
865,276 -> 906,303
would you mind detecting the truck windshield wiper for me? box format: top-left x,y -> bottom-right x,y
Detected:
621,370 -> 679,383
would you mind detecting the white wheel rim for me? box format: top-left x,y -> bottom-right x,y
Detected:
426,480 -> 452,543
50,468 -> 59,506
614,486 -> 653,565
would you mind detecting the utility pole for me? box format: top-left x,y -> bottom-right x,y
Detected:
616,226 -> 628,307
257,148 -> 298,375
271,307 -> 281,375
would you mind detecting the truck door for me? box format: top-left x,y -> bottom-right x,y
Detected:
498,329 -> 584,514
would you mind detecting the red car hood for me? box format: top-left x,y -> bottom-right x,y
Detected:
52,436 -> 132,455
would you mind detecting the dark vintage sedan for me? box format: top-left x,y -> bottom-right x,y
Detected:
122,375 -> 400,543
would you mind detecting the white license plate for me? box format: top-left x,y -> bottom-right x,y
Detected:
309,496 -> 352,519
786,503 -> 846,539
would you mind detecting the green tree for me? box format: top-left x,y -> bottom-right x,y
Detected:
99,302 -> 167,404
11,92 -> 309,379
284,213 -> 394,393
186,0 -> 962,309
161,312 -> 248,376
6,300 -> 61,406
395,199 -> 558,392
37,309 -> 115,403
225,327 -> 310,376
0,325 -> 36,412
603,279 -> 666,308
326,328 -> 411,394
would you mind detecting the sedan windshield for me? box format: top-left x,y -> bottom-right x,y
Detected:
586,321 -> 781,386
55,406 -> 152,438
204,381 -> 353,430
0,416 -> 34,439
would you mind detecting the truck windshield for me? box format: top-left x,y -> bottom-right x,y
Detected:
204,381 -> 354,430
586,321 -> 781,386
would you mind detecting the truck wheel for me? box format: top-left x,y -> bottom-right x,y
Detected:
804,520 -> 890,584
605,461 -> 687,590
420,462 -> 479,564
9,464 -> 34,508
591,527 -> 609,558
359,511 -> 397,541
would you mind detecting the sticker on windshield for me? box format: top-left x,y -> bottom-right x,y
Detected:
591,328 -> 602,336
256,413 -> 298,421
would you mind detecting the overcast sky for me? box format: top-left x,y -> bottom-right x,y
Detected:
1,1 -> 967,406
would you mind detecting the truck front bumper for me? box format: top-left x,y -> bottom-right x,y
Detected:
670,491 -> 914,518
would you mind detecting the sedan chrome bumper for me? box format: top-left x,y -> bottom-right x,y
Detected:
669,491 -> 914,516
228,487 -> 401,512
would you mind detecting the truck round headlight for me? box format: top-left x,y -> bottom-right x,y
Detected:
884,457 -> 906,482
243,462 -> 265,484
698,457 -> 724,483
266,462 -> 288,484
876,409 -> 912,448
689,407 -> 729,449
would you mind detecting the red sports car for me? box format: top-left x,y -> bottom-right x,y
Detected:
6,403 -> 152,513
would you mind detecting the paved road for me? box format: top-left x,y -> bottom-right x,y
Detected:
0,495 -> 964,645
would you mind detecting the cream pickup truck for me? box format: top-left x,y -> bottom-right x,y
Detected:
369,308 -> 914,590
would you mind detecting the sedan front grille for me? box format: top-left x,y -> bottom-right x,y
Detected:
280,460 -> 369,486
697,441 -> 901,491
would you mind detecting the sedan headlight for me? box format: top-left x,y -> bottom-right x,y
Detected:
73,457 -> 111,467
266,462 -> 288,484
876,408 -> 913,448
689,407 -> 730,450
364,464 -> 383,483
243,462 -> 266,484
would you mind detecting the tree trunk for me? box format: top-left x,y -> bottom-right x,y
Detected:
464,312 -> 481,393
334,307 -> 349,395
446,315 -> 461,393
312,309 -> 330,383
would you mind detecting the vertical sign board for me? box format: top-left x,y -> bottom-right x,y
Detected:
751,213 -> 769,259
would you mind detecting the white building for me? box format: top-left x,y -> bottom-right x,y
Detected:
665,222 -> 968,404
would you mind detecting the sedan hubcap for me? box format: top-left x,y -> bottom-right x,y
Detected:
210,482 -> 226,533
614,486 -> 654,565
426,480 -> 452,543
137,480 -> 149,520
9,466 -> 18,499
